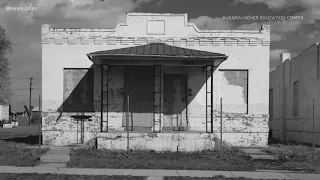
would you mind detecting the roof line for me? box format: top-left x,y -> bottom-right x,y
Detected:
127,12 -> 187,16
87,53 -> 228,59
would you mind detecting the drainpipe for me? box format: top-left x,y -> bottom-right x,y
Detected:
279,53 -> 290,142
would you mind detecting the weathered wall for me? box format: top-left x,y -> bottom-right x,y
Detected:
62,68 -> 94,112
97,132 -> 217,152
42,112 -> 99,146
42,13 -> 270,148
220,71 -> 248,113
270,43 -> 320,144
42,112 -> 126,146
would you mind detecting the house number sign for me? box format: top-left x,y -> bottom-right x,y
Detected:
185,60 -> 195,65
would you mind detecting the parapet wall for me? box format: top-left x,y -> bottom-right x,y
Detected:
42,13 -> 270,46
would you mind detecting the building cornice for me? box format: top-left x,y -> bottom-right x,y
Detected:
42,36 -> 270,46
41,13 -> 270,46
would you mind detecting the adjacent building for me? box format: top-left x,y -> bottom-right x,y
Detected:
269,42 -> 320,145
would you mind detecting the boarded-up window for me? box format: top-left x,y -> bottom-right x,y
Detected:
269,89 -> 273,118
219,70 -> 248,114
293,81 -> 299,117
62,68 -> 94,112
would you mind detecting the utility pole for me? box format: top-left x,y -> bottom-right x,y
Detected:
29,78 -> 33,125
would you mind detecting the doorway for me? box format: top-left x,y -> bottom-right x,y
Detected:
123,66 -> 154,130
163,74 -> 188,130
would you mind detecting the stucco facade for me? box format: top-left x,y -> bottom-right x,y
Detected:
269,42 -> 320,145
42,13 -> 270,151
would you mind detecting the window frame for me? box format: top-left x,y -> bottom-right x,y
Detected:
62,68 -> 94,112
218,69 -> 249,114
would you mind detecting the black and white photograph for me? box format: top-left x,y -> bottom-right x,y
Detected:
0,0 -> 319,179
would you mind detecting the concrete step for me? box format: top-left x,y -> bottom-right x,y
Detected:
23,145 -> 50,149
145,177 -> 164,180
40,147 -> 71,163
37,163 -> 67,168
40,154 -> 70,163
45,149 -> 70,155
251,154 -> 277,160
238,148 -> 277,160
48,147 -> 71,151
239,148 -> 269,155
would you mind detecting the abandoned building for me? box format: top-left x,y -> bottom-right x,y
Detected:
41,13 -> 270,151
269,42 -> 320,145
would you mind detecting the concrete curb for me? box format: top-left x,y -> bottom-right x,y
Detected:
1,166 -> 319,179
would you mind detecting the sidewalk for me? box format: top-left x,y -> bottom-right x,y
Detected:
37,147 -> 71,168
1,166 -> 320,180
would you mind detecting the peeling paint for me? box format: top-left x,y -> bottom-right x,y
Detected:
147,133 -> 158,138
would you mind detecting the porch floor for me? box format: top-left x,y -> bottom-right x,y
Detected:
107,126 -> 205,133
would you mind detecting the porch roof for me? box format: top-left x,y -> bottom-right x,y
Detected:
87,43 -> 228,61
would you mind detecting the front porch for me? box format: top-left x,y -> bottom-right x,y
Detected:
88,43 -> 228,134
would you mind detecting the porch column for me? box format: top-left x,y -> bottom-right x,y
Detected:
101,65 -> 109,132
153,65 -> 162,132
206,65 -> 213,133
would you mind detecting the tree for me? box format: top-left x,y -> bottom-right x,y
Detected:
0,26 -> 12,105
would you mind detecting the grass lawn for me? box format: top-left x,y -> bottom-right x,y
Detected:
0,115 -> 45,166
0,174 -> 143,180
0,140 -> 48,166
256,144 -> 320,173
0,174 -> 258,180
0,116 -> 40,140
67,147 -> 255,171
67,145 -> 320,173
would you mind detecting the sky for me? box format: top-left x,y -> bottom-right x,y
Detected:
0,0 -> 319,111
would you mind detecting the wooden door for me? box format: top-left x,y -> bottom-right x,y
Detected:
163,74 -> 187,128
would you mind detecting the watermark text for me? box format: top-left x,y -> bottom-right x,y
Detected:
6,6 -> 37,11
222,16 -> 304,21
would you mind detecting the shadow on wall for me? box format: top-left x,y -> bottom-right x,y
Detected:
55,65 -> 248,124
57,64 -> 94,113
55,65 -> 214,118
120,66 -> 215,128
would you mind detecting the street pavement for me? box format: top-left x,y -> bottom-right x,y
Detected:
1,166 -> 320,179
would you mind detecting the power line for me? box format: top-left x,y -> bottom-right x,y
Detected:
29,78 -> 32,125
